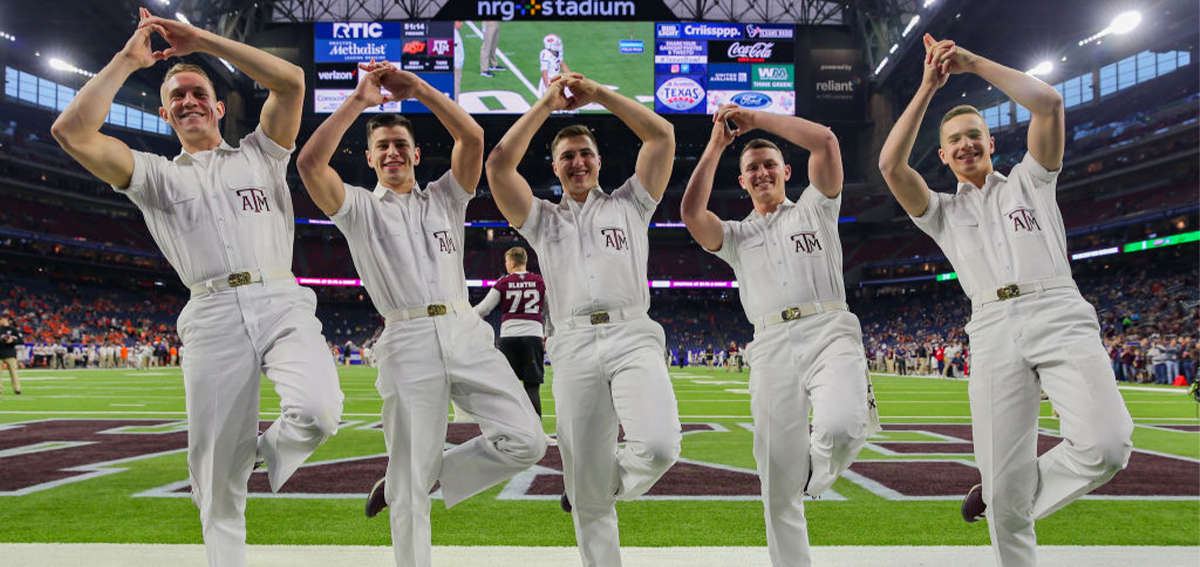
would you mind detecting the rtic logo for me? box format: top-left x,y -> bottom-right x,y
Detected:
236,188 -> 270,213
790,231 -> 823,254
727,42 -> 775,60
428,38 -> 453,56
600,227 -> 628,251
4,420 -> 1195,502
1007,207 -> 1041,233
332,22 -> 383,39
432,230 -> 458,254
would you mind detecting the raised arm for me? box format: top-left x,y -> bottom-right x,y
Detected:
297,67 -> 394,215
680,108 -> 736,251
725,106 -> 842,198
878,34 -> 949,217
930,36 -> 1065,170
473,288 -> 501,318
485,79 -> 572,228
378,65 -> 484,193
50,25 -> 155,188
139,9 -> 305,148
563,74 -> 675,200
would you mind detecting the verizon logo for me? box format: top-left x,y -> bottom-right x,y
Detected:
318,70 -> 355,81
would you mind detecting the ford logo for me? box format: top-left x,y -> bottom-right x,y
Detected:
731,92 -> 771,109
656,77 -> 705,111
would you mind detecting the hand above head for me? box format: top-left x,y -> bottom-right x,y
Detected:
709,104 -> 742,147
559,73 -> 603,110
118,20 -> 159,70
368,62 -> 424,101
539,75 -> 574,111
137,7 -> 207,60
924,33 -> 977,77
349,65 -> 395,108
921,34 -> 952,91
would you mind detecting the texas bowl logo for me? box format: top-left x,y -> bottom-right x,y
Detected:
731,92 -> 771,109
656,77 -> 705,111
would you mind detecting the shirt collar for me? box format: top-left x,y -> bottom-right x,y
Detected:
372,180 -> 425,200
744,196 -> 795,222
173,139 -> 239,164
955,170 -> 1008,194
558,186 -> 604,210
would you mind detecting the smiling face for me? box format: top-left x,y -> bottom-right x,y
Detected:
366,124 -> 420,192
159,71 -> 224,151
552,134 -> 601,200
738,143 -> 791,210
937,111 -> 995,185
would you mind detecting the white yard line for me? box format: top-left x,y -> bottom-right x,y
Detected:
1,544 -> 1195,567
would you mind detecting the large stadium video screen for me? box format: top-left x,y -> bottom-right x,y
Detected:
653,22 -> 796,115
312,21 -> 795,116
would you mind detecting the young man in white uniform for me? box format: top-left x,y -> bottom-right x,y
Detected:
486,73 -> 682,567
537,34 -> 570,97
51,9 -> 343,567
879,34 -> 1133,567
297,62 -> 545,567
681,104 -> 879,567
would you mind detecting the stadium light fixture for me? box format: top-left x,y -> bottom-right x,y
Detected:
889,43 -> 899,54
218,58 -> 235,74
874,57 -> 889,76
49,57 -> 96,78
902,15 -> 921,37
1025,61 -> 1053,77
923,0 -> 938,7
1079,10 -> 1142,46
0,31 -> 15,42
175,12 -> 190,24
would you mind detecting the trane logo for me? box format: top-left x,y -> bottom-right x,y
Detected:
317,69 -> 355,81
816,80 -> 854,92
757,67 -> 788,79
727,42 -> 774,59
332,22 -> 383,39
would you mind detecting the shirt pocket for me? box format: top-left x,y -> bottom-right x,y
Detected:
221,155 -> 275,218
163,182 -> 205,235
738,234 -> 770,270
949,215 -> 984,254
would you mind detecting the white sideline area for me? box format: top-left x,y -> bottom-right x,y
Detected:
2,544 -> 1197,567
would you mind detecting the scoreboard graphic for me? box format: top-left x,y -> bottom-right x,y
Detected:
313,22 -> 454,114
653,22 -> 795,115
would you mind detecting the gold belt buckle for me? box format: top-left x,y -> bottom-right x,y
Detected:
996,284 -> 1020,300
781,307 -> 802,321
227,272 -> 252,287
589,312 -> 610,325
427,304 -> 448,317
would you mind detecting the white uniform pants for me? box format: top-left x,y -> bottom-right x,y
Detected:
176,281 -> 344,567
964,288 -> 1133,567
744,310 -> 878,567
547,317 -> 682,567
373,311 -> 546,567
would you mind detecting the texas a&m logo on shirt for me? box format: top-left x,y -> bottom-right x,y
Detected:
789,231 -> 824,255
432,230 -> 458,254
600,227 -> 628,251
237,188 -> 271,213
1006,207 -> 1041,233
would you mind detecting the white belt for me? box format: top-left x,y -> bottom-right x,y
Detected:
556,307 -> 647,332
754,301 -> 848,332
189,270 -> 294,298
971,276 -> 1077,309
384,299 -> 472,325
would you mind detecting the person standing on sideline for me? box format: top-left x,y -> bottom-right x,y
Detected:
878,33 -> 1132,567
50,9 -> 344,566
296,61 -> 545,567
486,73 -> 682,567
479,21 -> 503,77
0,316 -> 22,395
680,104 -> 878,567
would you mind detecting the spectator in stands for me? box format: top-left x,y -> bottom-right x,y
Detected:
0,316 -> 23,395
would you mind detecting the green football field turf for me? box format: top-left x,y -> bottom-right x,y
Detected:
457,20 -> 655,112
0,365 -> 1196,547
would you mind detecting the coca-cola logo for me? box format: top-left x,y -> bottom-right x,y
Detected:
726,41 -> 774,59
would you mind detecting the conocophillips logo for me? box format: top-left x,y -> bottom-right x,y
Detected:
730,92 -> 771,109
477,0 -> 635,21
657,77 -> 704,111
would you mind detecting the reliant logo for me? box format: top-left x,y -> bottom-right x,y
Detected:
745,25 -> 793,39
317,69 -> 356,81
727,42 -> 774,59
815,80 -> 854,92
730,92 -> 771,109
332,22 -> 383,39
477,0 -> 635,21
656,77 -> 704,111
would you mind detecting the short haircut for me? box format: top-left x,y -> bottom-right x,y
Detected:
161,63 -> 214,95
505,246 -> 528,266
738,138 -> 784,169
365,114 -> 416,146
938,105 -> 985,141
551,125 -> 598,158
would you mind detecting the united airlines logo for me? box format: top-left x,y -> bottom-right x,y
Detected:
236,188 -> 270,213
1006,207 -> 1041,233
600,227 -> 628,251
432,230 -> 458,254
790,231 -> 823,254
